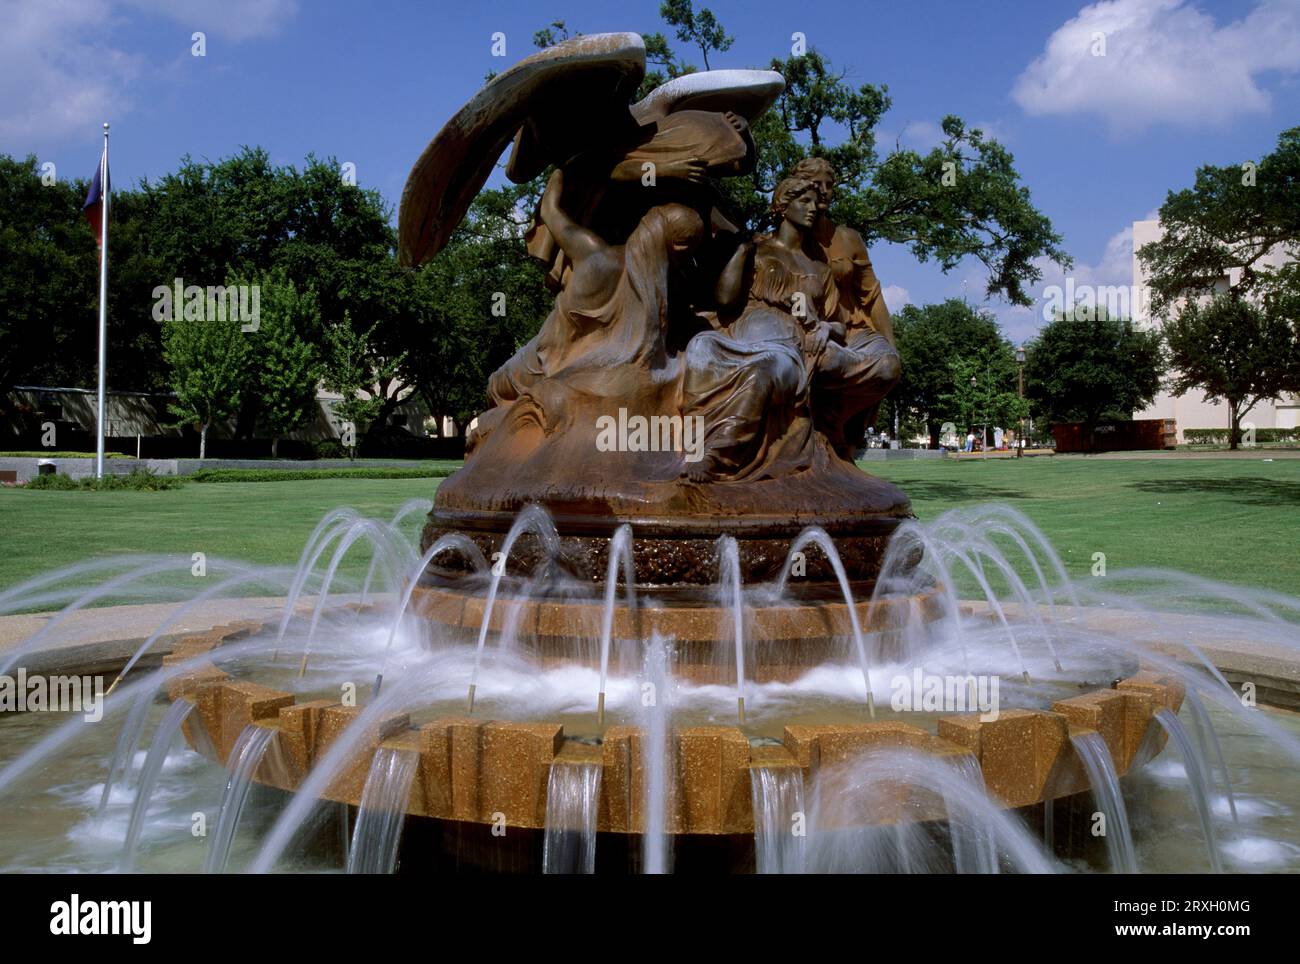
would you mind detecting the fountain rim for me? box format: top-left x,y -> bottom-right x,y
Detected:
162,617 -> 1188,837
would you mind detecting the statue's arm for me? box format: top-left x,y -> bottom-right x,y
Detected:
714,239 -> 753,308
840,227 -> 895,344
539,168 -> 605,264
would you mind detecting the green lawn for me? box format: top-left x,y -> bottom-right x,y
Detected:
0,477 -> 438,596
0,456 -> 1297,600
866,455 -> 1300,596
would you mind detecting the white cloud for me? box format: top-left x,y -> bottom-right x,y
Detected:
0,0 -> 297,146
0,0 -> 140,144
1011,0 -> 1300,133
122,0 -> 298,41
882,284 -> 911,312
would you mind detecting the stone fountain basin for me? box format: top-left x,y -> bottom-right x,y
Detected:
162,619 -> 1185,836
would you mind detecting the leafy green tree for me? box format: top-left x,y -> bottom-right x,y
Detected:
634,2 -> 1071,304
1163,293 -> 1299,449
0,155 -> 97,402
248,274 -> 322,457
1137,126 -> 1300,449
884,299 -> 1019,446
162,294 -> 251,458
1023,309 -> 1164,443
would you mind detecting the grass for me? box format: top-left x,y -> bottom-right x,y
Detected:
0,455 -> 1296,601
865,454 -> 1300,596
0,477 -> 438,597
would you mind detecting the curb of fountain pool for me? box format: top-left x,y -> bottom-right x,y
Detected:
966,601 -> 1300,712
160,618 -> 1190,836
0,595 -> 368,680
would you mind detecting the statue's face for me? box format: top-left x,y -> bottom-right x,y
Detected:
809,173 -> 834,211
783,187 -> 819,229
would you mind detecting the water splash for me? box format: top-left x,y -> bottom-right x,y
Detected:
750,765 -> 806,873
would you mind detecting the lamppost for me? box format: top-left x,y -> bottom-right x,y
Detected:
1016,345 -> 1026,458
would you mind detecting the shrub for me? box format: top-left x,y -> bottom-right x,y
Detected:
23,469 -> 183,491
1183,427 -> 1299,445
188,467 -> 455,483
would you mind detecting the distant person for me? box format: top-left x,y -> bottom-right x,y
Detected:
964,432 -> 974,453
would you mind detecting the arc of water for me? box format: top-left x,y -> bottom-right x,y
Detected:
298,518 -> 410,677
1154,708 -> 1223,873
374,533 -> 489,694
717,536 -> 748,724
346,746 -> 420,874
203,724 -> 277,873
466,504 -> 561,714
271,508 -> 362,657
1070,731 -> 1137,873
0,556 -> 194,677
106,564 -> 286,696
596,524 -> 636,728
248,670 -> 428,873
119,698 -> 195,872
1186,690 -> 1237,822
781,527 -> 877,719
357,498 -> 433,609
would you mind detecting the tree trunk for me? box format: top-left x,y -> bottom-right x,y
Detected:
1229,401 -> 1240,451
199,423 -> 208,460
271,435 -> 279,458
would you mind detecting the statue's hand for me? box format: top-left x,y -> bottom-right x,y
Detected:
660,156 -> 707,184
723,110 -> 747,136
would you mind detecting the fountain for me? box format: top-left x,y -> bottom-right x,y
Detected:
2,33 -> 1300,876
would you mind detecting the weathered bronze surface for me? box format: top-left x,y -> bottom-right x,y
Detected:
399,33 -> 910,589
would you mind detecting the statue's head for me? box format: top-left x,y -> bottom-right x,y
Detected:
771,175 -> 820,231
791,157 -> 835,212
655,203 -> 707,263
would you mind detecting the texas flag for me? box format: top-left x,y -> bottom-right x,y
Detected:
83,151 -> 109,254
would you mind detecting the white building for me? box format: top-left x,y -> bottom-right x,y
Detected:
1131,218 -> 1300,440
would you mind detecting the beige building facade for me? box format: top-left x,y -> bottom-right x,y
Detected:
1131,219 -> 1300,440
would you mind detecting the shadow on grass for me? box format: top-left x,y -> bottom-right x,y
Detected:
1129,476 -> 1300,506
896,481 -> 1032,503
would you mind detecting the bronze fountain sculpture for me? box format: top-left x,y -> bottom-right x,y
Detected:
399,32 -> 913,595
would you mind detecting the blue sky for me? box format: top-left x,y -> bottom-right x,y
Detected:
4,0 -> 1298,343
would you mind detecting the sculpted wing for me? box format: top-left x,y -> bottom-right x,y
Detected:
398,32 -> 645,267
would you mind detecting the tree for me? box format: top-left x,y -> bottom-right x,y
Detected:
1023,309 -> 1164,443
321,314 -> 389,457
249,274 -> 321,457
162,296 -> 251,458
634,0 -> 1071,306
1137,126 -> 1300,448
885,299 -> 1019,446
1164,294 -> 1299,449
0,156 -> 97,402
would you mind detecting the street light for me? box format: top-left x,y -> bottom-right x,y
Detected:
1016,345 -> 1026,458
969,375 -> 977,454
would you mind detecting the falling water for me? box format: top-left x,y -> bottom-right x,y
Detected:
597,524 -> 637,726
717,536 -> 747,722
119,697 -> 194,871
779,527 -> 876,717
1069,731 -> 1137,873
641,632 -> 673,874
542,762 -> 602,874
750,766 -> 806,874
1186,691 -> 1237,823
346,746 -> 420,874
203,724 -> 276,874
1155,708 -> 1223,873
467,504 -> 560,712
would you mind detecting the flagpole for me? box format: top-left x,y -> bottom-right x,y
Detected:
95,122 -> 109,479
